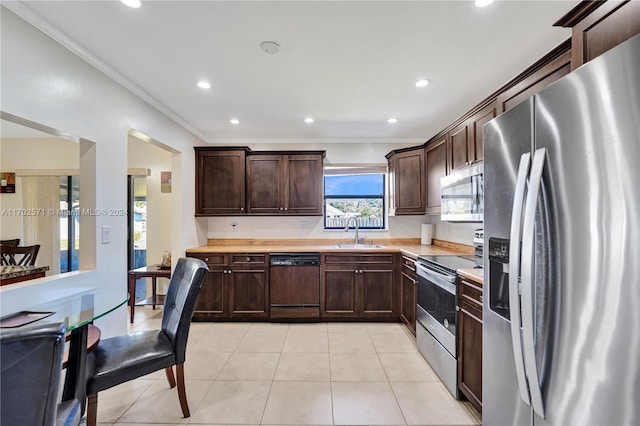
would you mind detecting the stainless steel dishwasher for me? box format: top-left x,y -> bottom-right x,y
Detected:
269,253 -> 321,320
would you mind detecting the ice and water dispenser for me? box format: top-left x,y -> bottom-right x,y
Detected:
488,237 -> 511,320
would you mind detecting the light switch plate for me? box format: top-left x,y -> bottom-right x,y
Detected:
101,226 -> 111,244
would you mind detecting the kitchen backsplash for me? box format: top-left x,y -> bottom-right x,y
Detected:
206,214 -> 478,246
207,215 -> 427,240
427,216 -> 478,246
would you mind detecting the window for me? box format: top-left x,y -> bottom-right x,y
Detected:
324,172 -> 385,230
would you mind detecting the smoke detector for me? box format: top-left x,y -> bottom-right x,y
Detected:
260,41 -> 281,55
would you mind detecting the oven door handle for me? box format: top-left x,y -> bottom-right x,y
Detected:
416,263 -> 456,295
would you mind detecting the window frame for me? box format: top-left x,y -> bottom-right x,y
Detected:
323,172 -> 386,230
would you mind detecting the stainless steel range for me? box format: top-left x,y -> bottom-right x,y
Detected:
415,255 -> 476,397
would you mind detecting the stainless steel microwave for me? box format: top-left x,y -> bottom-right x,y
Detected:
440,164 -> 483,222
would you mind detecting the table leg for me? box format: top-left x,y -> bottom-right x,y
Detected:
62,325 -> 89,415
152,277 -> 157,310
128,273 -> 136,323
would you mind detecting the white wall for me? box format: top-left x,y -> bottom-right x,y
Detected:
0,8 -> 206,337
0,137 -> 79,241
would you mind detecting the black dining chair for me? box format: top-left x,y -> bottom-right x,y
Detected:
0,322 -> 81,426
0,244 -> 40,266
85,257 -> 208,426
0,238 -> 20,246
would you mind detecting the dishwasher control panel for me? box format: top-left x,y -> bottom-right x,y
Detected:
269,253 -> 320,266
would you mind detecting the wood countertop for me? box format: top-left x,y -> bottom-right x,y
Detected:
457,268 -> 484,284
186,238 -> 474,259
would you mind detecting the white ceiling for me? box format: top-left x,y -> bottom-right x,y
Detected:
10,0 -> 579,144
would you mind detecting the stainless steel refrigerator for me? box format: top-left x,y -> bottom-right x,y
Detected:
483,34 -> 640,426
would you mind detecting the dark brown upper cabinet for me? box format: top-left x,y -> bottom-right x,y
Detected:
496,41 -> 571,114
449,121 -> 471,172
470,102 -> 497,164
387,147 -> 426,215
246,152 -> 324,215
425,136 -> 447,214
195,147 -> 248,216
555,0 -> 640,71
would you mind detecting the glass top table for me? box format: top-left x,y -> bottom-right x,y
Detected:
28,287 -> 129,332
19,287 -> 128,415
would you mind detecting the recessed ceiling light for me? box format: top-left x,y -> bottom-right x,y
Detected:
197,81 -> 211,89
304,117 -> 314,124
415,79 -> 430,88
230,119 -> 240,125
387,118 -> 399,124
121,0 -> 141,8
475,0 -> 495,7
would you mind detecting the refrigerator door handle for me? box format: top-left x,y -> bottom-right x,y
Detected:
508,152 -> 532,407
521,147 -> 547,419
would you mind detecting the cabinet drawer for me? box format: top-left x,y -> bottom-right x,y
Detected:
323,254 -> 394,265
231,253 -> 266,265
188,253 -> 227,266
459,297 -> 482,322
459,278 -> 483,309
401,255 -> 416,273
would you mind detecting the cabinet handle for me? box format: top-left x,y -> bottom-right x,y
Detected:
359,269 -> 363,274
240,207 -> 244,211
480,295 -> 483,302
247,257 -> 251,262
205,257 -> 209,262
455,306 -> 460,312
280,207 -> 284,211
354,270 -> 358,274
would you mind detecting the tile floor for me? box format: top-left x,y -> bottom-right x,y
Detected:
94,307 -> 481,425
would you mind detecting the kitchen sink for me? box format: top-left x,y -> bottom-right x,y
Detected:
335,244 -> 385,249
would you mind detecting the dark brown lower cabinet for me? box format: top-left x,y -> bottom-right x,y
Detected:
399,256 -> 417,335
187,253 -> 268,320
321,253 -> 396,320
457,277 -> 483,413
194,267 -> 227,319
228,267 -> 268,318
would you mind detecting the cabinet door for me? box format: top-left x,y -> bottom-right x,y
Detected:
391,149 -> 426,215
285,155 -> 323,215
449,122 -> 470,171
360,268 -> 395,317
426,136 -> 447,212
195,149 -> 246,216
400,268 -> 417,335
193,268 -> 227,319
246,155 -> 284,214
563,0 -> 640,70
458,299 -> 483,412
470,103 -> 496,164
321,267 -> 358,318
228,267 -> 269,318
496,47 -> 571,113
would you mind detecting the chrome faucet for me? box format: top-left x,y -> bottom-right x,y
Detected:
344,216 -> 362,245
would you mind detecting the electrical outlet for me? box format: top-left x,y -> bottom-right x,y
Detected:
230,222 -> 237,231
